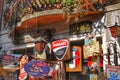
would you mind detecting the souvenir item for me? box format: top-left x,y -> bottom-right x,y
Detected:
34,37 -> 47,61
84,37 -> 90,46
2,54 -> 14,66
24,60 -> 50,77
66,46 -> 82,72
19,55 -> 28,80
106,65 -> 120,80
52,39 -> 70,60
83,41 -> 100,59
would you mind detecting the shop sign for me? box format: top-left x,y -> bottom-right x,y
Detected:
83,41 -> 100,59
66,46 -> 82,72
24,60 -> 50,77
52,39 -> 70,60
2,55 -> 15,66
106,65 -> 120,80
3,55 -> 14,61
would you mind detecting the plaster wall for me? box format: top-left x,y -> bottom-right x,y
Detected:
0,29 -> 13,54
103,3 -> 120,70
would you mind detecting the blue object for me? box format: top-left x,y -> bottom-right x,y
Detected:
24,60 -> 50,77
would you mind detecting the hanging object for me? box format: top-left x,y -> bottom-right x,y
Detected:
84,36 -> 90,46
109,15 -> 120,38
52,39 -> 70,61
83,41 -> 100,59
19,55 -> 28,80
93,21 -> 107,35
88,52 -> 103,67
66,46 -> 82,72
24,60 -> 50,77
34,37 -> 48,61
2,54 -> 15,66
108,16 -> 120,66
106,65 -> 120,80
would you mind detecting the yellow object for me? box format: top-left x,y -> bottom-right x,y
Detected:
0,65 -> 8,77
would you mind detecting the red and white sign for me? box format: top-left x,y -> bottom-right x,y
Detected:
52,39 -> 69,60
3,55 -> 14,61
106,65 -> 120,79
19,55 -> 28,80
69,48 -> 80,69
66,46 -> 82,72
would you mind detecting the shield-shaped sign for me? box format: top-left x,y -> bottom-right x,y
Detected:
52,39 -> 69,60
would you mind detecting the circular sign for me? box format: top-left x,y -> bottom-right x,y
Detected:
24,60 -> 50,77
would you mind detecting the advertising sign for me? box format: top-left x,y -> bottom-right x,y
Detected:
83,41 -> 100,59
52,39 -> 70,60
2,54 -> 15,66
106,65 -> 120,80
19,55 -> 28,80
24,60 -> 50,77
66,46 -> 82,72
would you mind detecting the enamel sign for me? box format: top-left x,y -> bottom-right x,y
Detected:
24,60 -> 50,77
68,48 -> 80,69
19,55 -> 28,80
52,39 -> 69,60
106,65 -> 120,80
66,46 -> 82,72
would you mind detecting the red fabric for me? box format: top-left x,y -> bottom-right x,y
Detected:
51,70 -> 56,77
88,56 -> 92,66
100,56 -> 103,67
87,56 -> 103,67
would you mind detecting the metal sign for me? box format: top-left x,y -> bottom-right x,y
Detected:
52,39 -> 69,60
19,55 -> 28,80
24,60 -> 50,77
66,46 -> 82,72
106,65 -> 120,80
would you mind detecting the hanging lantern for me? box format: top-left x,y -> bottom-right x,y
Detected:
109,16 -> 120,38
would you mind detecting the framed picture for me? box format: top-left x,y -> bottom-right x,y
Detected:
66,46 -> 82,72
83,41 -> 100,59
